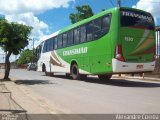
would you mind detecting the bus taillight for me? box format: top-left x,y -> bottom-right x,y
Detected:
115,45 -> 125,62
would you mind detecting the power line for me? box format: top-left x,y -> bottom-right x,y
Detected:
109,0 -> 122,7
109,0 -> 115,7
118,0 -> 121,7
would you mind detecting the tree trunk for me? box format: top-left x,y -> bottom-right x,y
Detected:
4,51 -> 12,80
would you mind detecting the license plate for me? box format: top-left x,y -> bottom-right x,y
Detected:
136,65 -> 144,69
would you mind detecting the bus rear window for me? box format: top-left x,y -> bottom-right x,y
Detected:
120,9 -> 155,30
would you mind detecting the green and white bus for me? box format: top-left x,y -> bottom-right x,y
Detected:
36,7 -> 156,80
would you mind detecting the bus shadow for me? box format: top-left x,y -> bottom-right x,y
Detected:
52,75 -> 160,88
14,80 -> 55,85
83,77 -> 160,88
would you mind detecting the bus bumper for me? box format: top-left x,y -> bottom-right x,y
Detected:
112,58 -> 155,73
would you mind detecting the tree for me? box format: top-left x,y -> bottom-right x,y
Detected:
0,18 -> 32,80
69,5 -> 94,24
16,49 -> 37,65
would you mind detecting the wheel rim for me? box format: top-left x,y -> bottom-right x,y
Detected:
73,66 -> 78,76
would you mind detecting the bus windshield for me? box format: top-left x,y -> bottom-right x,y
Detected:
120,9 -> 155,30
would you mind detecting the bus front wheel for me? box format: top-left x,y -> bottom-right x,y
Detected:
98,75 -> 112,80
42,64 -> 46,72
71,64 -> 80,80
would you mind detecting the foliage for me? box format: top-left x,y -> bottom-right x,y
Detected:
0,18 -> 32,54
16,49 -> 37,65
69,5 -> 94,24
0,18 -> 32,79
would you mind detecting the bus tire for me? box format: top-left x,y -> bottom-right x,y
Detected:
45,72 -> 49,76
81,74 -> 87,79
66,73 -> 70,78
45,72 -> 53,76
71,64 -> 80,80
98,75 -> 112,80
42,64 -> 46,72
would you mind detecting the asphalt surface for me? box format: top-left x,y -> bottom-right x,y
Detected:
5,69 -> 160,113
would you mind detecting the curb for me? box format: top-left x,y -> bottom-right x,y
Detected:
112,75 -> 160,82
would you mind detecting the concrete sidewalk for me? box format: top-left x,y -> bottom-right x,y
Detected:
0,72 -> 58,114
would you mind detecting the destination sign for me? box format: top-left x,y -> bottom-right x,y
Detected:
121,10 -> 153,22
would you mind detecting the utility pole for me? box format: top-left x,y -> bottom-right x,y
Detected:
32,38 -> 34,63
118,0 -> 121,8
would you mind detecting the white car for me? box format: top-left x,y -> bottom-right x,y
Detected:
27,63 -> 37,71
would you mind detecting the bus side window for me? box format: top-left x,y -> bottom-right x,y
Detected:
93,18 -> 102,39
36,43 -> 43,60
101,14 -> 111,35
68,30 -> 74,46
80,25 -> 86,43
74,28 -> 80,44
42,41 -> 47,53
46,40 -> 50,52
50,38 -> 54,51
63,33 -> 68,47
48,39 -> 51,51
54,37 -> 57,49
57,35 -> 63,48
86,22 -> 94,41
39,43 -> 42,54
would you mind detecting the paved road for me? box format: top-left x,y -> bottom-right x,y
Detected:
7,69 -> 160,113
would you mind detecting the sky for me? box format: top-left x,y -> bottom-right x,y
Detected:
0,0 -> 160,62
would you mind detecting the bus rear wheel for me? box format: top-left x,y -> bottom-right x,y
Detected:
81,74 -> 87,79
66,73 -> 70,78
71,64 -> 80,80
98,75 -> 112,80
